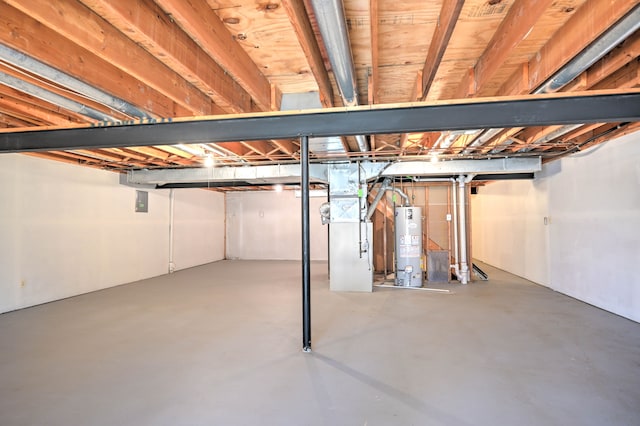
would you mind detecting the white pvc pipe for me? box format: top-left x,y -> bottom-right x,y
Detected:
168,189 -> 175,273
451,180 -> 460,278
457,175 -> 474,284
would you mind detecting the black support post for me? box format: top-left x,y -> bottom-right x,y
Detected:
301,135 -> 312,352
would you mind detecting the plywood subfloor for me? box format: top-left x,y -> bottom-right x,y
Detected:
1,260 -> 639,425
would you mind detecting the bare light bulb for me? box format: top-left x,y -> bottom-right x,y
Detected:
204,155 -> 214,168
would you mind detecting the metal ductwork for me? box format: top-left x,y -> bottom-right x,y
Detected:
533,5 -> 640,94
280,92 -> 347,155
0,43 -> 152,120
310,0 -> 369,153
464,4 -> 640,153
0,70 -> 117,122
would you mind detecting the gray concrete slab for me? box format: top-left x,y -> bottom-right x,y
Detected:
1,260 -> 639,426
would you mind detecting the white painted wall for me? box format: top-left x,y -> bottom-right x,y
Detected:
472,132 -> 640,322
172,188 -> 225,270
472,178 -> 551,286
226,191 -> 328,260
0,155 -> 225,313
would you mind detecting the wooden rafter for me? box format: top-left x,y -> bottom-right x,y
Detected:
153,0 -> 275,112
4,0 -> 216,116
527,0 -> 638,92
369,0 -> 380,105
420,0 -> 465,100
472,0 -> 554,96
457,0 -> 639,155
0,59 -> 126,122
0,3 -> 175,118
79,0 -> 253,114
584,33 -> 640,89
240,141 -> 277,161
0,95 -> 71,126
592,59 -> 640,90
282,0 -> 334,108
0,112 -> 34,127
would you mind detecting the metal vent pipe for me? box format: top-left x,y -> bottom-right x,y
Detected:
0,43 -> 152,119
533,5 -> 640,94
465,4 -> 640,153
366,177 -> 409,220
310,0 -> 369,152
0,70 -> 117,122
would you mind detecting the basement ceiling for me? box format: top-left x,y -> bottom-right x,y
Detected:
0,0 -> 639,181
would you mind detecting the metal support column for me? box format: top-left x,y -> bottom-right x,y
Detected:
301,135 -> 312,352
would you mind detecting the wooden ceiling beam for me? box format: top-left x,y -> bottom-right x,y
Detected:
0,111 -> 35,127
4,0 -> 216,116
499,63 -> 530,96
282,0 -> 334,108
74,149 -> 127,162
473,0 -> 554,95
24,151 -> 104,168
454,0 -> 552,99
0,84 -> 80,125
585,34 -> 640,88
216,142 -> 252,159
0,2 -> 177,118
270,140 -> 298,158
0,59 -> 128,122
472,1 -> 638,155
0,92 -> 78,126
0,99 -> 52,126
240,141 -> 277,161
156,145 -> 196,160
592,59 -> 640,90
420,0 -> 465,100
127,146 -> 170,161
547,123 -> 622,156
154,0 -> 274,112
478,128 -> 521,154
575,122 -> 640,152
537,123 -> 604,152
125,146 -> 195,166
369,0 -> 379,105
79,0 -> 252,115
102,148 -> 148,162
527,0 -> 638,92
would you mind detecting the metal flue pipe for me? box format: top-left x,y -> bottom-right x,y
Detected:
366,178 -> 410,220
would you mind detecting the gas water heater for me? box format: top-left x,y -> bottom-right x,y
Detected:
395,206 -> 423,287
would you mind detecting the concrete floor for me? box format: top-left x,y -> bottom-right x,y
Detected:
1,260 -> 639,426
